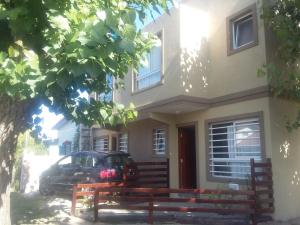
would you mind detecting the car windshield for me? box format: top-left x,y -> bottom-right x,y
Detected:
105,154 -> 133,169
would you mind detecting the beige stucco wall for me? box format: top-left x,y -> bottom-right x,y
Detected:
150,97 -> 272,190
114,0 -> 268,108
115,6 -> 181,107
120,119 -> 169,162
269,98 -> 300,220
201,0 -> 268,98
127,97 -> 300,220
117,92 -> 300,221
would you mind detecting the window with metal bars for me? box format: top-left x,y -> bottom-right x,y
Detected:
118,133 -> 128,152
208,118 -> 262,180
93,137 -> 109,152
135,33 -> 162,91
153,128 -> 166,155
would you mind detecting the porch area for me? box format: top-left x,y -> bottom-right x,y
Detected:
71,159 -> 274,225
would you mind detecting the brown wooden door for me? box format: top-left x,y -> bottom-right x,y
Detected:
178,126 -> 197,189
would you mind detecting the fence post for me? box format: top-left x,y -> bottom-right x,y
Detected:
267,158 -> 274,209
250,158 -> 257,225
148,193 -> 154,224
71,185 -> 77,216
166,158 -> 170,188
94,188 -> 99,222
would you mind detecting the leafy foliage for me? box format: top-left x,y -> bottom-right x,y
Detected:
0,0 -> 170,128
261,0 -> 300,131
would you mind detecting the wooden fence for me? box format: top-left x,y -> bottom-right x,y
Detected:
134,160 -> 169,188
72,158 -> 274,225
71,182 -> 126,216
94,187 -> 256,224
250,158 -> 274,224
71,160 -> 169,215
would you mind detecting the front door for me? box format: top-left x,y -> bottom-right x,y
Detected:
178,126 -> 197,189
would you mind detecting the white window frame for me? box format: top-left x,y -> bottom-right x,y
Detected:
226,3 -> 258,56
153,128 -> 166,155
93,136 -> 109,152
134,32 -> 162,91
208,118 -> 262,180
118,133 -> 128,152
232,13 -> 254,49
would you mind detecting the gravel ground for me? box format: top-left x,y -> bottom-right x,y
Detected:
10,192 -> 300,225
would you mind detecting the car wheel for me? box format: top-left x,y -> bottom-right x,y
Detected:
39,180 -> 53,196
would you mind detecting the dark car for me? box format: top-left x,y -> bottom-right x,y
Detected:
39,151 -> 138,195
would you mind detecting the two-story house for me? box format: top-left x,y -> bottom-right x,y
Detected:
85,0 -> 300,221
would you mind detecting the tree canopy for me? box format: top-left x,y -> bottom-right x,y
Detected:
0,0 -> 170,131
0,2 -> 170,223
261,0 -> 300,131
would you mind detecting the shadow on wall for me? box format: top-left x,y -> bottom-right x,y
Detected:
277,137 -> 300,185
180,37 -> 210,95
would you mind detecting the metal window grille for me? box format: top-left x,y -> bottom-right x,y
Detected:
94,137 -> 109,152
153,128 -> 166,155
118,133 -> 128,152
209,118 -> 262,180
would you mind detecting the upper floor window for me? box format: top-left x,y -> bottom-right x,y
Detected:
118,133 -> 128,152
98,74 -> 113,102
153,128 -> 166,155
227,4 -> 258,55
93,136 -> 109,152
208,117 -> 263,181
135,33 -> 162,91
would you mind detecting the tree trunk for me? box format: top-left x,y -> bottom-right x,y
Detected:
0,95 -> 34,225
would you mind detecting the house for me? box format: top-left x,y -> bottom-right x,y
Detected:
89,0 -> 300,221
51,118 -> 79,156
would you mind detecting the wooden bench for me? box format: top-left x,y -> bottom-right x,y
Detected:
93,187 -> 256,224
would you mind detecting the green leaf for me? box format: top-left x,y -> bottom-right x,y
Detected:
8,46 -> 19,58
123,24 -> 136,40
100,108 -> 108,119
91,22 -> 108,44
57,75 -> 70,89
119,39 -> 135,53
123,10 -> 136,24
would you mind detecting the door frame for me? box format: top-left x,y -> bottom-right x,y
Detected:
176,121 -> 199,188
